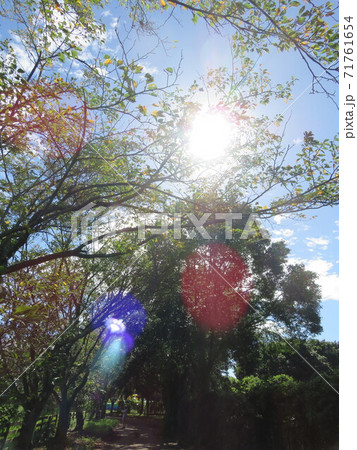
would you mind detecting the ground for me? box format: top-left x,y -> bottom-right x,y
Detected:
68,416 -> 181,450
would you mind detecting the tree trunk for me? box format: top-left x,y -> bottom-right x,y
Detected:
54,396 -> 72,449
14,403 -> 45,450
73,409 -> 84,431
100,399 -> 107,419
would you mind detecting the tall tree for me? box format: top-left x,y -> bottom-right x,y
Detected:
116,225 -> 325,445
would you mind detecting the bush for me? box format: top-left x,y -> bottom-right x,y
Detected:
83,418 -> 118,436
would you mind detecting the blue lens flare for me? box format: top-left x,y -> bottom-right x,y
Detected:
101,293 -> 146,352
96,295 -> 146,374
100,337 -> 125,371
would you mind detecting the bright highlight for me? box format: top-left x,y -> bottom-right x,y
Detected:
188,110 -> 234,161
106,318 -> 126,334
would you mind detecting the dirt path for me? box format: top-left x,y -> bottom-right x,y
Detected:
91,416 -> 179,450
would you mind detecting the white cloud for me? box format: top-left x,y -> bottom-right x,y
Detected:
110,17 -> 119,29
333,220 -> 339,235
70,69 -> 84,79
49,10 -> 93,52
272,228 -> 294,238
273,215 -> 286,225
96,66 -> 109,77
270,227 -> 296,246
259,320 -> 288,336
305,258 -> 333,274
140,64 -> 159,75
288,257 -> 339,301
306,237 -> 330,251
11,43 -> 34,73
293,137 -> 303,145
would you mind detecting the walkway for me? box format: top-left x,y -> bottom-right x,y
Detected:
91,416 -> 179,450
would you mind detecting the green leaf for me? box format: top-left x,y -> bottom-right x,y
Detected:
145,73 -> 154,83
14,305 -> 35,315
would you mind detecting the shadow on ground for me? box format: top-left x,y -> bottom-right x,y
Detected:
68,416 -> 181,450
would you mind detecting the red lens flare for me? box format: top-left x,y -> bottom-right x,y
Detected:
181,243 -> 252,331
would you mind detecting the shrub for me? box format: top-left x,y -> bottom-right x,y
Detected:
83,418 -> 118,436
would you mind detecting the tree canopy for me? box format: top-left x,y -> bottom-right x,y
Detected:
0,0 -> 338,274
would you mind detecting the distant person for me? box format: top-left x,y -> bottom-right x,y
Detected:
122,403 -> 128,429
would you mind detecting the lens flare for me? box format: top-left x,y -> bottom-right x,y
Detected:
181,243 -> 252,331
106,318 -> 126,334
94,293 -> 147,341
100,337 -> 125,371
95,294 -> 146,374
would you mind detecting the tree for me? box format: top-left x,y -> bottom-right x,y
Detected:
114,224 -> 326,445
234,338 -> 338,380
0,259 -> 92,448
0,0 -> 186,274
230,369 -> 338,450
0,245 -> 151,448
0,0 -> 338,275
51,332 -> 104,448
128,0 -> 338,95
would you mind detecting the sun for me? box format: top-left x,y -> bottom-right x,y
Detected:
187,110 -> 235,161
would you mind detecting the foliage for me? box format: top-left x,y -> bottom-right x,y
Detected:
127,0 -> 338,93
112,230 -> 333,446
0,0 -> 338,275
0,259 -> 89,388
228,370 -> 338,450
83,417 -> 118,436
235,337 -> 339,380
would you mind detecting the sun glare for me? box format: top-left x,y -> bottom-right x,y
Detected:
188,110 -> 235,161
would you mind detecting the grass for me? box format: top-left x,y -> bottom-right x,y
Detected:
83,418 -> 119,436
64,418 -> 120,449
65,434 -> 99,449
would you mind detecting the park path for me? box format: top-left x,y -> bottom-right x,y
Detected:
91,416 -> 179,450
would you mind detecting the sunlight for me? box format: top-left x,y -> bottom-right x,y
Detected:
187,110 -> 235,161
